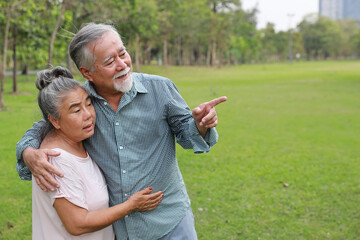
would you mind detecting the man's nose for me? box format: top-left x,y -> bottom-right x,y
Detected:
115,56 -> 127,69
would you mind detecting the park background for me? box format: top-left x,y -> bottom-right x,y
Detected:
1,0 -> 360,239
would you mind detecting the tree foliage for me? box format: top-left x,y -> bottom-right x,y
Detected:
0,0 -> 359,76
299,14 -> 342,60
1,0 -> 359,110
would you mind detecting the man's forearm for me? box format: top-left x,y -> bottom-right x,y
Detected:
16,120 -> 45,180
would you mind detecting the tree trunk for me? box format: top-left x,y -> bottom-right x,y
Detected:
218,49 -> 222,67
183,47 -> 189,65
168,47 -> 173,65
189,42 -> 195,66
206,45 -> 211,66
198,46 -> 204,65
1,0 -> 26,109
47,0 -> 68,68
146,45 -> 152,65
12,23 -> 18,93
0,59 -> 4,110
163,36 -> 168,67
0,4 -> 12,110
66,44 -> 73,73
135,33 -> 141,72
177,37 -> 182,66
211,40 -> 217,66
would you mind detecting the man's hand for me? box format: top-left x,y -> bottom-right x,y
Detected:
23,147 -> 62,191
192,96 -> 227,137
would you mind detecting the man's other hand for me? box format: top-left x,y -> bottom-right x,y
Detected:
192,96 -> 227,137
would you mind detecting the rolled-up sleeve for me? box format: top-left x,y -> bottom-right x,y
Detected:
188,118 -> 218,153
165,79 -> 218,153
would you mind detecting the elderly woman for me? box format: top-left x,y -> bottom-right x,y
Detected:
32,66 -> 163,239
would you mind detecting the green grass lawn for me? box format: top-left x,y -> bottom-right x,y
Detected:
1,60 -> 360,239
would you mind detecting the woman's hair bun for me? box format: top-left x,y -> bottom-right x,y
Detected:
36,66 -> 74,90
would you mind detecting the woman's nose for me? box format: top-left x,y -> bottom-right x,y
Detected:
84,108 -> 92,119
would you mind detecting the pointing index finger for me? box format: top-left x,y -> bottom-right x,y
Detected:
208,96 -> 227,107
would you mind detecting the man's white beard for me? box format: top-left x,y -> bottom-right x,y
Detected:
113,68 -> 133,93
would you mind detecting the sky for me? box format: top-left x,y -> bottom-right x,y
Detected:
242,0 -> 319,31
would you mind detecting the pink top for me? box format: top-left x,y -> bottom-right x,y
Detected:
32,148 -> 114,240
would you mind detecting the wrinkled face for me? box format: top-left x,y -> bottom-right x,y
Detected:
85,31 -> 133,95
51,87 -> 96,142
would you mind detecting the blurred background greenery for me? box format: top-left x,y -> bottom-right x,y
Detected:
1,0 -> 360,239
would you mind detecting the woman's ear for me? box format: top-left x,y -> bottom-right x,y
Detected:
79,67 -> 94,82
48,115 -> 60,129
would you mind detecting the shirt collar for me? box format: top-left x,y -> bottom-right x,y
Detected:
83,72 -> 148,100
132,73 -> 148,94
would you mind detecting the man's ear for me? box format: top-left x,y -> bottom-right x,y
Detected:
79,67 -> 94,82
48,115 -> 60,130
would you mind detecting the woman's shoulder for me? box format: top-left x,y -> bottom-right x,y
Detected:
46,148 -> 88,173
51,148 -> 89,162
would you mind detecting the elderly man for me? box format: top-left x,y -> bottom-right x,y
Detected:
16,23 -> 226,240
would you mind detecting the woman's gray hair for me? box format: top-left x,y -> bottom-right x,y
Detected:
69,23 -> 121,71
36,66 -> 83,138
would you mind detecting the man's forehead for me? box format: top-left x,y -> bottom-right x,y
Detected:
88,34 -> 125,60
88,31 -> 123,51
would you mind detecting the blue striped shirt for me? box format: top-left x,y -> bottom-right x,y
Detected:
16,73 -> 218,239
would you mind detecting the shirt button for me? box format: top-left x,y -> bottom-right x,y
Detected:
119,146 -> 124,150
104,102 -> 107,105
115,122 -> 119,126
124,193 -> 128,197
122,170 -> 126,174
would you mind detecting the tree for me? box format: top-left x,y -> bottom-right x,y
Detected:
229,7 -> 258,64
337,19 -> 359,58
9,0 -> 37,92
259,23 -> 278,62
351,29 -> 360,57
291,31 -> 305,60
274,31 -> 289,61
103,0 -> 158,71
0,0 -> 26,110
12,22 -> 18,92
172,0 -> 212,66
47,0 -> 69,68
207,0 -> 241,66
3,0 -> 358,77
131,0 -> 158,71
299,14 -> 341,60
156,0 -> 179,66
